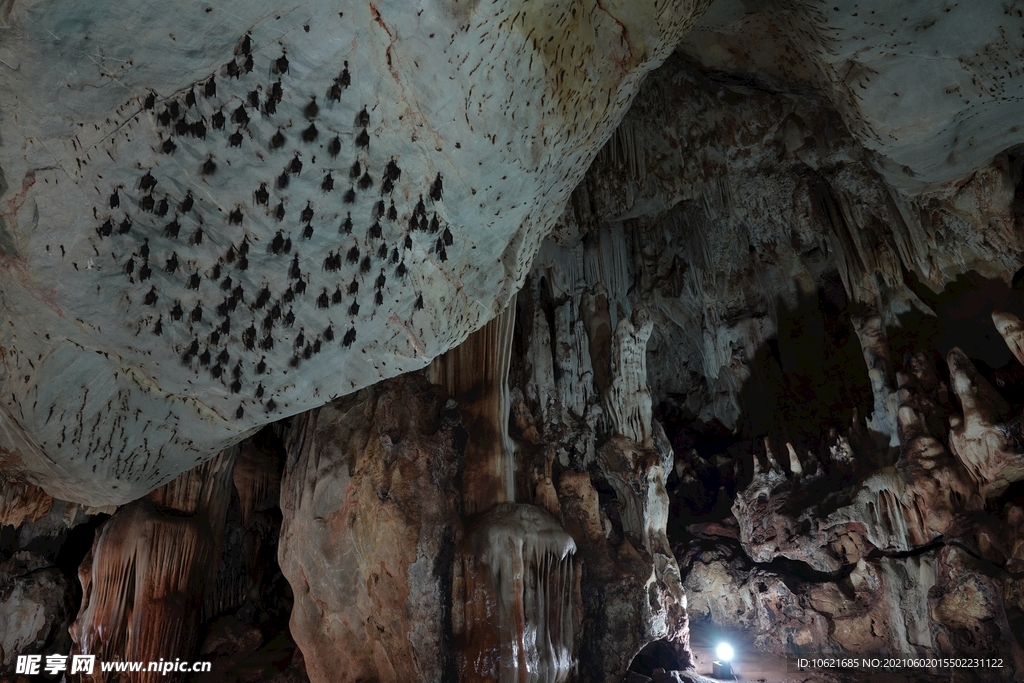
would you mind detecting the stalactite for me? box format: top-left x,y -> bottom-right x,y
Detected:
525,282 -> 559,429
232,438 -> 281,525
604,313 -> 655,448
520,254 -> 597,440
69,500 -> 213,683
584,223 -> 633,332
148,447 -> 236,518
580,284 -> 612,400
68,447 -> 237,683
0,478 -> 53,527
852,314 -> 900,449
430,298 -> 517,514
597,119 -> 645,183
456,503 -> 578,683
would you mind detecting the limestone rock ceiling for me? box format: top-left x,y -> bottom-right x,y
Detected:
0,0 -> 709,505
676,0 -> 1024,190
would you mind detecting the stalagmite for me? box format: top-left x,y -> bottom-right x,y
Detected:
946,348 -> 1024,497
763,437 -> 782,473
786,442 -> 802,477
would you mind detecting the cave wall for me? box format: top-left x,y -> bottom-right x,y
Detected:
5,2 -> 1024,682
278,375 -> 463,683
545,44 -> 1024,679
508,234 -> 692,681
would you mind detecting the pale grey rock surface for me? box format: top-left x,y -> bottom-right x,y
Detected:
0,0 -> 708,505
676,0 -> 1024,189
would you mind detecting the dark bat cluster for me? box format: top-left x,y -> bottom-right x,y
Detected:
89,29 -> 458,422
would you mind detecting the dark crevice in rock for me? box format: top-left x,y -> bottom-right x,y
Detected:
679,534 -> 857,587
670,52 -> 827,100
864,538 -> 946,561
433,525 -> 459,683
627,638 -> 689,676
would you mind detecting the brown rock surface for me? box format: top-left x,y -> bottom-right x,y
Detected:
278,374 -> 463,683
0,552 -> 72,670
68,449 -> 236,682
454,503 -> 578,683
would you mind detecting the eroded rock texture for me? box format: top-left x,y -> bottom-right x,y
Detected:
40,429 -> 298,683
509,243 -> 694,680
0,551 -> 73,672
278,374 -> 464,683
1,493 -> 92,673
68,450 -> 236,683
0,0 -> 710,507
676,0 -> 1024,189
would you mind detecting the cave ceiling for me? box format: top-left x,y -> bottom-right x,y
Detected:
0,0 -> 707,505
2,0 -> 1024,509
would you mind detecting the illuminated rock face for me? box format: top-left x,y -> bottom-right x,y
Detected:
571,48 -> 1024,676
0,0 -> 709,506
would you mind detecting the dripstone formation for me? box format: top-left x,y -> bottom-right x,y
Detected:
4,1 -> 1024,683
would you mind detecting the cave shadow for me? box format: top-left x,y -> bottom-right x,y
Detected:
661,269 -> 874,541
663,267 -> 1024,554
627,638 -> 690,676
898,268 -> 1024,404
738,270 -> 873,474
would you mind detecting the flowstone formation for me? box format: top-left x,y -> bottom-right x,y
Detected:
456,503 -> 578,683
69,450 -> 237,683
0,0 -> 709,506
